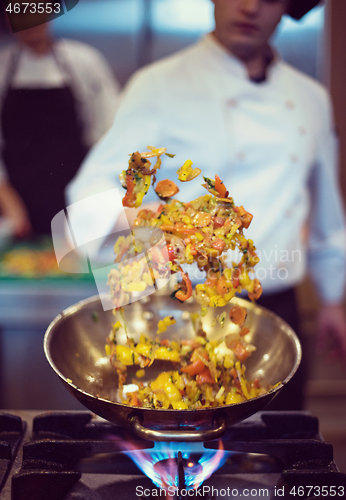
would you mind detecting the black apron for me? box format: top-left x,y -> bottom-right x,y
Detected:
1,45 -> 88,235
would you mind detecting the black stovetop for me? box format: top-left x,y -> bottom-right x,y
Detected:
1,411 -> 345,500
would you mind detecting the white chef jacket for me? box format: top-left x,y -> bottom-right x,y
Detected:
67,34 -> 346,303
0,38 -> 121,183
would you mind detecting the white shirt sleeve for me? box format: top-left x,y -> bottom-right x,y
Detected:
307,92 -> 346,303
67,67 -> 165,201
78,45 -> 121,145
65,68 -> 164,254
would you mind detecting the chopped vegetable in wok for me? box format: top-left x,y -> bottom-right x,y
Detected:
120,147 -> 174,208
106,320 -> 273,410
105,147 -> 270,409
109,147 -> 262,311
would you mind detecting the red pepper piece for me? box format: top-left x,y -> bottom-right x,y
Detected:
175,269 -> 192,301
196,368 -> 214,385
122,175 -> 136,207
181,359 -> 206,376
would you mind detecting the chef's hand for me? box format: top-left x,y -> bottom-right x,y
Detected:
8,207 -> 32,238
0,181 -> 32,238
316,303 -> 346,362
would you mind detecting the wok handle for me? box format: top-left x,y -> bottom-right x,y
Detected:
129,415 -> 227,442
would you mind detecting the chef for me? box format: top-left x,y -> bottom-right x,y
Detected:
0,3 -> 120,236
67,0 -> 346,409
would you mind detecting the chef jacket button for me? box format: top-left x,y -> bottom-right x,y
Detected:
226,98 -> 238,108
290,154 -> 298,163
285,208 -> 293,217
285,100 -> 295,109
299,126 -> 307,135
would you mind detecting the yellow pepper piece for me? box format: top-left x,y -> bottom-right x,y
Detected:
126,281 -> 148,292
135,175 -> 151,208
177,160 -> 193,181
224,355 -> 234,369
157,320 -> 166,334
114,236 -> 125,254
181,159 -> 193,170
177,160 -> 201,182
209,295 -> 227,308
136,369 -> 145,378
142,272 -> 154,286
160,214 -> 172,225
196,284 -> 214,298
185,244 -> 194,264
250,387 -> 258,398
155,394 -> 170,409
195,232 -> 204,241
171,341 -> 180,351
135,343 -> 152,357
157,316 -> 176,334
249,255 -> 260,266
182,215 -> 191,224
239,270 -> 251,288
225,392 -> 243,405
223,268 -> 233,280
236,361 -> 251,399
224,289 -> 236,302
151,372 -> 172,391
172,401 -> 188,410
172,371 -> 185,391
115,345 -> 134,366
163,316 -> 176,326
164,381 -> 182,402
105,344 -> 111,356
155,347 -> 180,362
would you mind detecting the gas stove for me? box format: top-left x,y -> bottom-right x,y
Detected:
1,411 -> 345,500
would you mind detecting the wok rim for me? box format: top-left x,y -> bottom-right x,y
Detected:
44,293 -> 302,414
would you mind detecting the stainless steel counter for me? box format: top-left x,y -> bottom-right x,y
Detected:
0,279 -> 98,410
0,280 -> 98,326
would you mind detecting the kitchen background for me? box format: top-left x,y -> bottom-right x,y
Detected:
0,0 -> 345,471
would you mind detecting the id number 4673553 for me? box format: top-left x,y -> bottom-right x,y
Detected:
288,486 -> 344,497
5,3 -> 61,14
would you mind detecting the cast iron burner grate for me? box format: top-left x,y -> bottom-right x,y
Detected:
1,411 -> 346,500
0,414 -> 26,493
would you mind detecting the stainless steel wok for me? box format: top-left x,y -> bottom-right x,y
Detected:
44,293 -> 301,441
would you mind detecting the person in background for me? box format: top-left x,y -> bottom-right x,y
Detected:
67,0 -> 346,409
0,2 -> 121,236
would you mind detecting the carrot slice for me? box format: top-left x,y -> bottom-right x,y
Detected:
229,305 -> 247,325
248,279 -> 262,301
175,269 -> 192,301
122,175 -> 136,207
215,174 -> 228,198
155,179 -> 179,199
